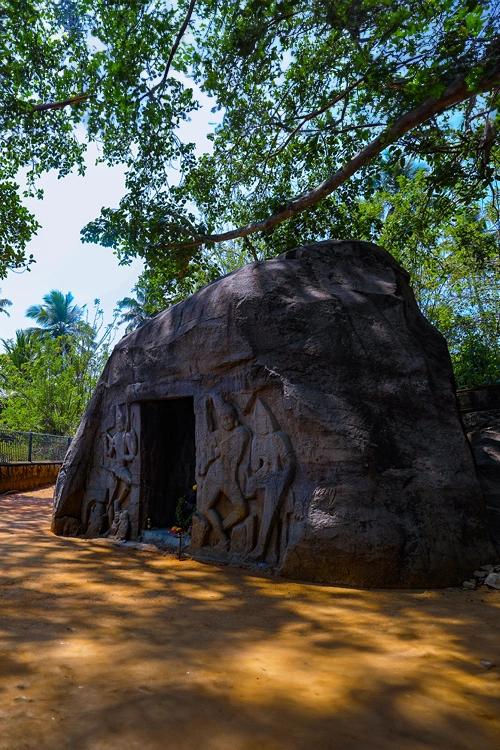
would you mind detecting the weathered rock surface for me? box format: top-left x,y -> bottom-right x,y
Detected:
464,563 -> 500,590
462,408 -> 500,550
52,240 -> 495,587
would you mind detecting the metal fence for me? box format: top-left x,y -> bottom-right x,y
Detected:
0,429 -> 71,464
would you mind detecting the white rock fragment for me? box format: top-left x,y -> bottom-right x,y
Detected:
480,659 -> 496,670
484,572 -> 500,590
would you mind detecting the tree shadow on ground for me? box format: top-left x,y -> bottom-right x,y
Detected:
0,489 -> 499,750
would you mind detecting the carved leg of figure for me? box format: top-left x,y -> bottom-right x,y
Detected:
205,508 -> 229,550
250,476 -> 287,561
107,478 -> 119,527
191,512 -> 210,548
222,484 -> 248,532
107,476 -> 128,532
250,488 -> 277,560
116,482 -> 130,508
203,487 -> 228,550
114,463 -> 132,504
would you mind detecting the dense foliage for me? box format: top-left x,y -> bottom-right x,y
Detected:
0,1 -> 498,386
0,297 -> 115,433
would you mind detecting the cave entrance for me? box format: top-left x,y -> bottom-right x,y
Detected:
140,397 -> 196,530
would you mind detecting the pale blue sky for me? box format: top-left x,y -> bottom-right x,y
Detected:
0,83 -> 217,343
0,147 -> 143,342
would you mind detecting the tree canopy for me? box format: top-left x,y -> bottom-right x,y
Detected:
0,0 -> 498,384
1,1 -> 498,270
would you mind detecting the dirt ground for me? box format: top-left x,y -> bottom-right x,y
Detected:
0,487 -> 499,750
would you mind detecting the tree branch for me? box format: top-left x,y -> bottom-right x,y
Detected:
31,93 -> 88,112
164,70 -> 500,250
144,0 -> 197,100
243,235 -> 259,262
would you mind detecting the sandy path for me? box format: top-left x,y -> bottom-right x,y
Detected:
0,487 -> 499,750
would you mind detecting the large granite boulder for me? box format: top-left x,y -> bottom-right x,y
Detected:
53,240 -> 496,586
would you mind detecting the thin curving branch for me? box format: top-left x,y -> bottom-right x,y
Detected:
162,69 -> 500,250
267,77 -> 365,158
144,0 -> 197,100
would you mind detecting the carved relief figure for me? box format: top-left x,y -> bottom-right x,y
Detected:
84,499 -> 107,538
107,508 -> 130,542
197,396 -> 251,548
105,403 -> 138,526
247,398 -> 295,560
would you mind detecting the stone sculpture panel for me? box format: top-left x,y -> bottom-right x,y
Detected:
193,393 -> 295,563
107,508 -> 131,542
105,404 -> 137,508
84,499 -> 107,538
246,398 -> 295,560
195,395 -> 251,550
82,403 -> 138,539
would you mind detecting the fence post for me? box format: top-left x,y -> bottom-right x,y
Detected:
28,432 -> 33,462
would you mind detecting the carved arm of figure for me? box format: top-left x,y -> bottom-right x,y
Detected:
123,428 -> 138,463
235,426 -> 251,492
251,452 -> 268,480
105,431 -> 115,459
197,435 -> 220,476
275,431 -> 295,479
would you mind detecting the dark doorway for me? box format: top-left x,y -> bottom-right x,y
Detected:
140,398 -> 196,529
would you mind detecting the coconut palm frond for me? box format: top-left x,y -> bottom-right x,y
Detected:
26,290 -> 84,338
0,290 -> 12,317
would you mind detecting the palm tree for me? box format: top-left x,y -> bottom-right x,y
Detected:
26,290 -> 84,338
115,288 -> 152,333
0,290 -> 12,317
1,329 -> 37,370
